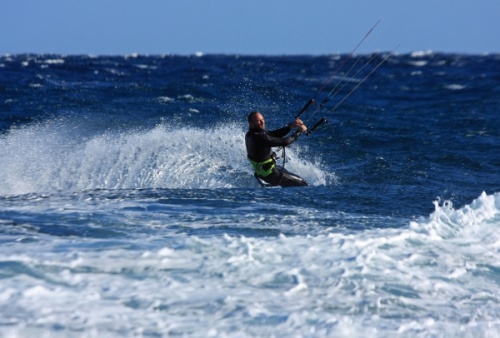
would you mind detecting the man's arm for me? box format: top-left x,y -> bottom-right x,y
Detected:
268,119 -> 307,138
257,131 -> 299,148
267,125 -> 292,138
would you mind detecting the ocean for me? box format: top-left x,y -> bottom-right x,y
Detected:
0,52 -> 499,337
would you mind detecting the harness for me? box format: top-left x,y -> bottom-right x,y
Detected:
248,157 -> 275,177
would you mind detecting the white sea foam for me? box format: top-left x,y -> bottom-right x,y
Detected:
410,50 -> 434,58
445,83 -> 466,90
43,59 -> 65,65
408,60 -> 428,67
134,64 -> 157,70
0,192 -> 498,336
157,96 -> 175,103
410,191 -> 500,238
0,121 -> 329,195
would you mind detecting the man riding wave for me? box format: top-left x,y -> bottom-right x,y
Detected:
245,111 -> 308,187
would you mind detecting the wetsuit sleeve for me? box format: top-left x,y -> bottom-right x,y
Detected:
256,129 -> 299,147
267,126 -> 292,138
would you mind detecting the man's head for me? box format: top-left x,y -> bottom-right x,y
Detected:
248,111 -> 265,131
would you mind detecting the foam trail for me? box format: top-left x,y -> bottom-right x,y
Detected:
0,121 -> 328,195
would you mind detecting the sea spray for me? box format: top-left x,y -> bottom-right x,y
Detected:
0,121 -> 329,195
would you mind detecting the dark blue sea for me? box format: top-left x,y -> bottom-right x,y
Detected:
1,52 -> 499,337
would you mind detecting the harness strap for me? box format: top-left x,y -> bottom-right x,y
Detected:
248,157 -> 275,177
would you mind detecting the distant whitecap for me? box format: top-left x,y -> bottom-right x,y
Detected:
445,84 -> 466,90
410,50 -> 434,58
408,60 -> 428,67
43,59 -> 65,64
158,96 -> 175,103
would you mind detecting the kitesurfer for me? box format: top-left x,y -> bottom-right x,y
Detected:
245,111 -> 308,187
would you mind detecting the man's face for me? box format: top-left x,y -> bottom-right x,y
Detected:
250,113 -> 265,131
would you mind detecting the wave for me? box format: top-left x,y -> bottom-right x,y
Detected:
410,191 -> 500,239
0,119 -> 329,196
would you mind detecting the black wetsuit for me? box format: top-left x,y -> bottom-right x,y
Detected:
245,125 -> 308,187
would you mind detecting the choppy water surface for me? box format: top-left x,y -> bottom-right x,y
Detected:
0,52 -> 499,336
